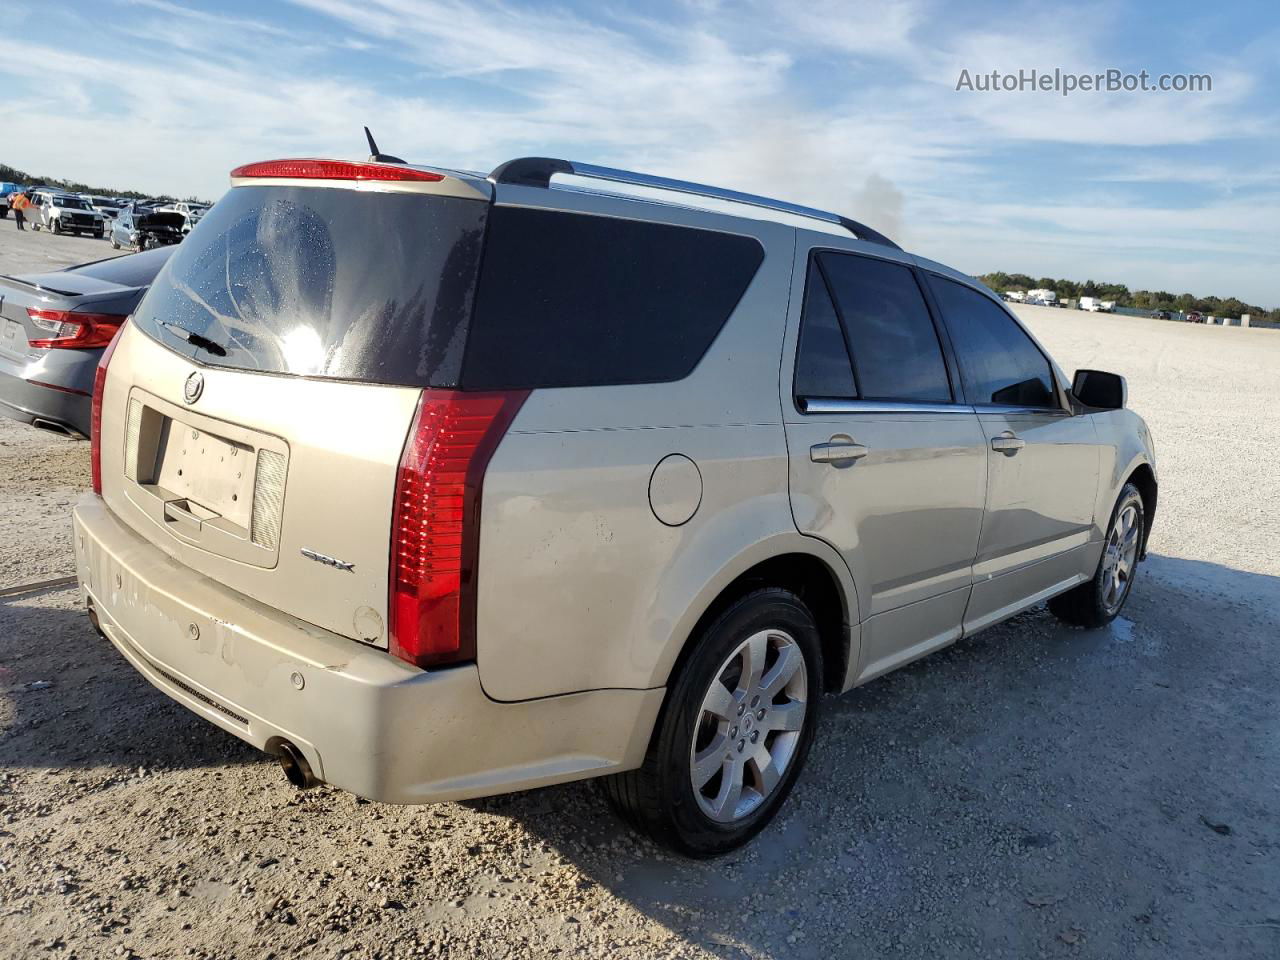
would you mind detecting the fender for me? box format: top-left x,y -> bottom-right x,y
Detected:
640,497 -> 861,691
1088,408 -> 1158,544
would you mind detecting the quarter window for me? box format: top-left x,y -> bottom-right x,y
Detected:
929,277 -> 1057,407
462,207 -> 764,390
793,260 -> 857,400
818,252 -> 952,402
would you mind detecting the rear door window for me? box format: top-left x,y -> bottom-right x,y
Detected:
818,252 -> 952,402
460,207 -> 763,390
928,276 -> 1057,407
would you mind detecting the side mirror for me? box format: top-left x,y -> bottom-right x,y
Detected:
1072,369 -> 1127,410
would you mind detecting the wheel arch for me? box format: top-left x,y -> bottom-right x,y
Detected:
1125,462 -> 1158,557
654,539 -> 859,697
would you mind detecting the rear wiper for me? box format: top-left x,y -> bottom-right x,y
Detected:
157,319 -> 228,357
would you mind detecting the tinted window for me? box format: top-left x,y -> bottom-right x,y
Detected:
132,186 -> 487,386
461,207 -> 763,390
819,253 -> 951,402
793,261 -> 856,399
929,277 -> 1056,407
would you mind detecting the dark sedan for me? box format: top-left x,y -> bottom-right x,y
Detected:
0,247 -> 175,438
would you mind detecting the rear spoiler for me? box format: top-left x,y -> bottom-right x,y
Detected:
0,274 -> 82,298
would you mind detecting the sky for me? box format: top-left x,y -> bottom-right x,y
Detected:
2,0 -> 1277,307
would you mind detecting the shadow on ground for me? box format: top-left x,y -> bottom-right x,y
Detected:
469,554 -> 1280,957
0,586 -> 258,773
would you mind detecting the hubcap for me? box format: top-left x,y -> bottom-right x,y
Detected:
1100,502 -> 1140,613
689,629 -> 808,823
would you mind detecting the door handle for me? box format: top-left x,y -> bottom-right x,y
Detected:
810,439 -> 869,464
991,432 -> 1026,455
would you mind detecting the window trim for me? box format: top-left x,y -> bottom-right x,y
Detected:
791,255 -> 859,402
925,271 -> 1069,413
792,247 -> 958,412
802,398 -> 975,416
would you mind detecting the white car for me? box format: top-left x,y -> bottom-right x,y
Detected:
158,201 -> 212,235
82,194 -> 124,226
29,191 -> 105,237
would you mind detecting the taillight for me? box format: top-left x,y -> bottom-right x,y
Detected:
27,308 -> 126,349
90,321 -> 127,496
389,389 -> 528,669
230,159 -> 445,183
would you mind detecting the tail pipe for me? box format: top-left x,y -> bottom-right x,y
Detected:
271,739 -> 320,789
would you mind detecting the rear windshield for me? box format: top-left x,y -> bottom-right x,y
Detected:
132,186 -> 487,385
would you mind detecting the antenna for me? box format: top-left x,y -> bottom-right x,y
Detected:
363,126 -> 406,165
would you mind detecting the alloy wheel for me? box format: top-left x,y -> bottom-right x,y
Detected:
1101,502 -> 1141,613
689,629 -> 808,823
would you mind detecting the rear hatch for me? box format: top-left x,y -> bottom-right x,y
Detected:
97,169 -> 492,650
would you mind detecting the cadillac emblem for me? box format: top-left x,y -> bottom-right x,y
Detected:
183,371 -> 204,404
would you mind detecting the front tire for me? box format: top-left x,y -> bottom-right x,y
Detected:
1049,483 -> 1145,627
602,588 -> 823,857
51,219 -> 61,234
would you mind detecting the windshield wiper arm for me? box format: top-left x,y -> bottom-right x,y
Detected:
157,319 -> 228,357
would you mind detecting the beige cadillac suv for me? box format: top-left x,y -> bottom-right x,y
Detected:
73,155 -> 1157,856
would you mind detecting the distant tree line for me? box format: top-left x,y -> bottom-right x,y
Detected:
0,161 -> 209,204
979,271 -> 1277,323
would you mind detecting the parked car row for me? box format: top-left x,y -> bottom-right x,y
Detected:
5,184 -> 211,248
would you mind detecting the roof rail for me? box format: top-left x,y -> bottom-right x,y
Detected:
488,157 -> 901,250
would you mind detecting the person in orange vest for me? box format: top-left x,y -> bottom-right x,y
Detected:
10,191 -> 31,230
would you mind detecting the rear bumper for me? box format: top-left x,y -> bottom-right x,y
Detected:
72,494 -> 663,803
0,363 -> 91,437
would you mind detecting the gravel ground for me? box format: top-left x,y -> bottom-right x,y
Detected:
2,224 -> 1278,959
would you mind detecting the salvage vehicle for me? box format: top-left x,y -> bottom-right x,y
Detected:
109,202 -> 184,251
159,200 -> 212,234
74,155 -> 1158,856
29,190 -> 106,237
0,247 -> 175,437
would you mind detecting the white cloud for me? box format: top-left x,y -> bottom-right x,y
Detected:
0,0 -> 1273,305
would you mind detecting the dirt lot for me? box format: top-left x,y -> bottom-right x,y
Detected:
2,224 -> 1278,959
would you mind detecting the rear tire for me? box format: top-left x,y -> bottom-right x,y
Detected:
602,588 -> 823,857
1049,483 -> 1144,628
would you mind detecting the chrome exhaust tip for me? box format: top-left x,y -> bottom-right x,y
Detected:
272,740 -> 319,789
31,418 -> 77,438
